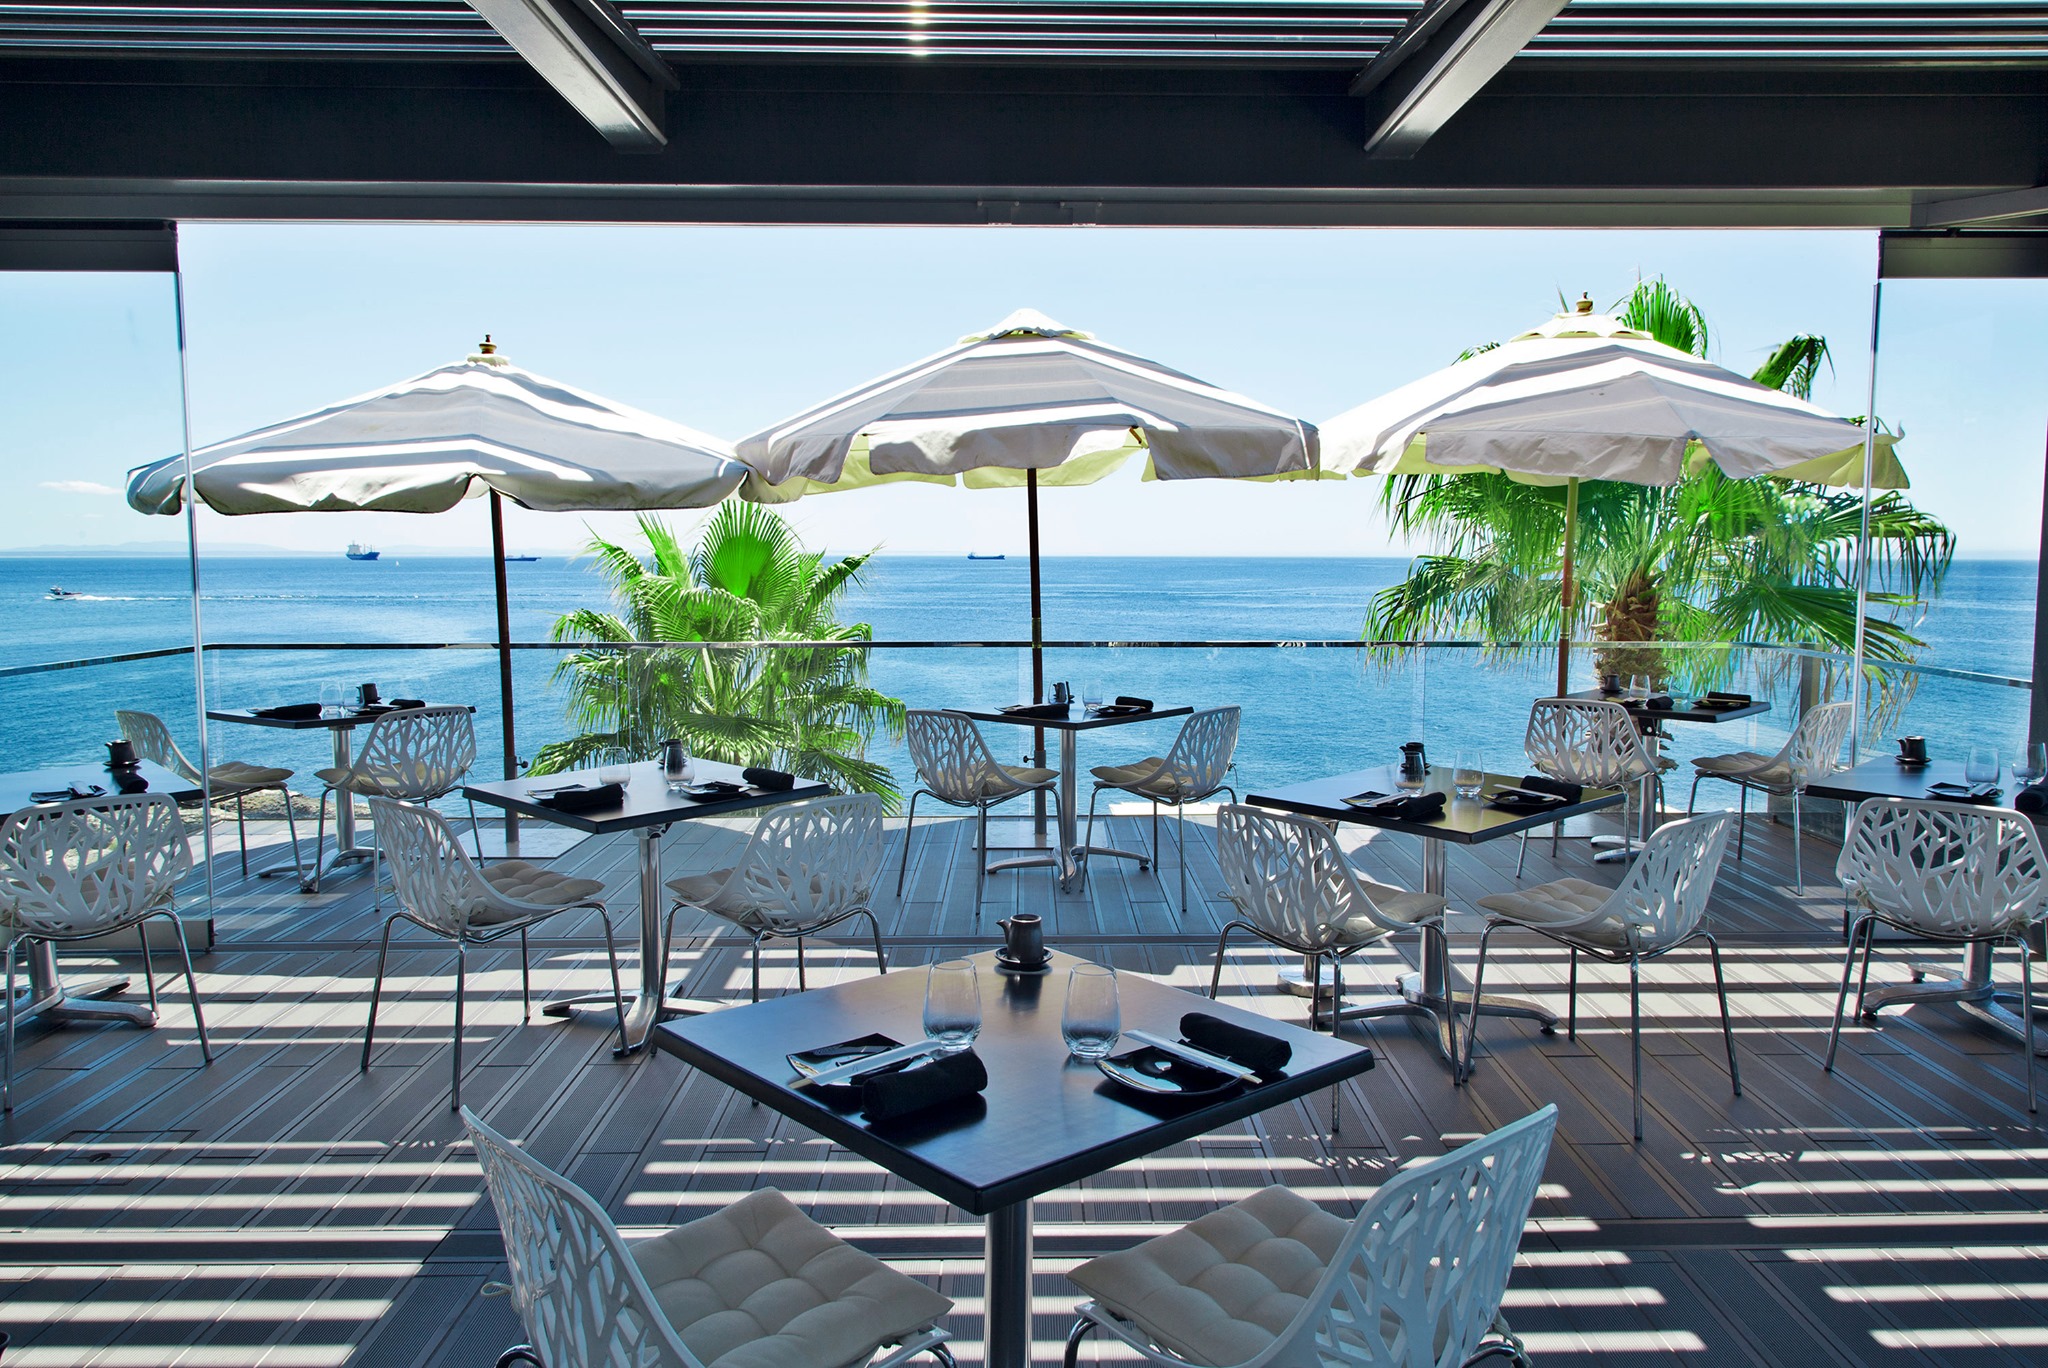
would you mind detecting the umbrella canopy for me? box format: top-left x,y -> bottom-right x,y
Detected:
737,308 -> 1318,502
126,341 -> 746,826
1321,300 -> 1906,696
1323,303 -> 1906,489
128,348 -> 742,516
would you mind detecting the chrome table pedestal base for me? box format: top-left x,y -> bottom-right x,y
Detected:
1862,942 -> 2048,1056
543,823 -> 690,1054
984,1200 -> 1033,1368
10,942 -> 153,1029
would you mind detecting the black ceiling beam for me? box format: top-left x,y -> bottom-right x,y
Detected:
0,57 -> 2044,229
1913,185 -> 2048,227
465,0 -> 675,148
1349,0 -> 1572,158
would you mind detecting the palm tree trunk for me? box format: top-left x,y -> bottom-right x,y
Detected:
1556,477 -> 1578,697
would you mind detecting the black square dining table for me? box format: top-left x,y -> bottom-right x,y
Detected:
465,759 -> 830,1053
1248,763 -> 1624,1060
951,703 -> 1194,892
652,948 -> 1374,1368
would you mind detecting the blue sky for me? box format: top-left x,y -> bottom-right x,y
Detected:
5,225 -> 2044,557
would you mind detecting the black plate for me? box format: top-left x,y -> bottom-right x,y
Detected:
684,781 -> 745,799
1487,788 -> 1568,813
1090,704 -> 1147,718
1097,1044 -> 1241,1098
994,951 -> 1051,976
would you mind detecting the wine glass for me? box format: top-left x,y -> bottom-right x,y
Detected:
1061,964 -> 1120,1060
924,960 -> 982,1054
1964,746 -> 2000,786
1452,748 -> 1485,800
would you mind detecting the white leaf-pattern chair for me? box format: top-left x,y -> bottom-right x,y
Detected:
1212,804 -> 1446,1127
1688,699 -> 1853,887
1061,1104 -> 1558,1368
667,794 -> 889,1003
363,797 -> 626,1110
1085,706 -> 1240,915
1467,813 -> 1737,1140
1518,698 -> 1659,874
461,1106 -> 957,1368
0,793 -> 211,1111
118,709 -> 304,880
1825,798 -> 2048,1109
896,709 -> 1061,922
308,705 -> 479,896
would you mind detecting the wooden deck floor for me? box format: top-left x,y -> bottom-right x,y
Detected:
4,800 -> 2047,1367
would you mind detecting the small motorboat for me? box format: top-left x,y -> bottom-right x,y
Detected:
966,552 -> 1006,561
47,586 -> 82,599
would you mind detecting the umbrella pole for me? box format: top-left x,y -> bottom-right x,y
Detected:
1556,476 -> 1579,698
490,490 -> 519,849
1028,468 -> 1048,835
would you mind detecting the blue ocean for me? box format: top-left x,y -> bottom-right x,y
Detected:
0,553 -> 2033,798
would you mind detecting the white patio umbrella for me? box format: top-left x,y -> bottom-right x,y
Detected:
736,309 -> 1319,705
1322,298 -> 1907,695
127,340 -> 746,798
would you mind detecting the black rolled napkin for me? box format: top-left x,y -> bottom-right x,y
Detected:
1180,1012 -> 1291,1075
254,703 -> 323,721
390,698 -> 426,710
742,766 -> 796,792
1001,702 -> 1071,720
862,1049 -> 987,1122
1704,691 -> 1754,705
1115,695 -> 1155,712
2017,779 -> 2048,815
1371,791 -> 1446,823
1520,774 -> 1584,804
1644,694 -> 1675,710
536,782 -> 625,813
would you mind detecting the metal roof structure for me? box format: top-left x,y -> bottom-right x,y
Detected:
0,0 -> 2045,242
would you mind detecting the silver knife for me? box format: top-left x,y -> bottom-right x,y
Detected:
1124,1029 -> 1262,1082
790,1038 -> 946,1089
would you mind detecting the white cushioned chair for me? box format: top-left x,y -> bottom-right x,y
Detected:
308,705 -> 479,895
1467,812 -> 1737,1140
1518,698 -> 1658,874
1687,698 -> 1852,887
668,794 -> 889,1003
0,793 -> 211,1111
363,797 -> 626,1110
118,708 -> 304,879
462,1106 -> 955,1368
1825,797 -> 2048,1111
1084,706 -> 1240,915
897,709 -> 1060,922
1061,1105 -> 1557,1368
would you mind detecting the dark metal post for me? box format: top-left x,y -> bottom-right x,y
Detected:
1027,468 -> 1047,834
489,490 -> 519,846
2032,423 -> 2048,750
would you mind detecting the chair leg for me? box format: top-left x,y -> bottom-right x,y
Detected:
1515,831 -> 1529,878
235,793 -> 250,878
361,914 -> 402,1072
2020,931 -> 2039,1115
895,791 -> 922,896
751,934 -> 764,1004
1463,923 -> 1499,1085
1852,917 -> 1880,1019
467,797 -> 487,864
1081,786 -> 1103,891
1175,802 -> 1189,916
518,927 -> 531,1021
1208,924 -> 1239,999
1735,784 -> 1748,861
1329,954 -> 1345,1134
494,1348 -> 544,1368
597,912 -> 630,1055
1704,931 -> 1740,1098
1063,1318 -> 1097,1368
1628,952 -> 1644,1142
796,935 -> 808,992
858,909 -> 888,977
1792,790 -> 1804,889
1687,773 -> 1703,816
1566,946 -> 1579,1040
306,788 -> 332,893
137,917 -> 159,1016
974,806 -> 990,923
1824,915 -> 1872,1072
161,912 -> 212,1064
450,941 -> 468,1112
278,785 -> 305,879
4,937 -> 20,1112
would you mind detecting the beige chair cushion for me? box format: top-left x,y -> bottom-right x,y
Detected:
206,761 -> 291,793
1693,750 -> 1791,786
1342,874 -> 1446,928
479,860 -> 603,911
1067,1184 -> 1346,1368
315,765 -> 422,797
632,1187 -> 952,1368
989,764 -> 1056,795
1092,757 -> 1203,801
1476,877 -> 1629,948
669,867 -> 840,931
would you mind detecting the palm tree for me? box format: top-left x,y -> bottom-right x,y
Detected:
531,503 -> 905,802
1364,278 -> 1953,699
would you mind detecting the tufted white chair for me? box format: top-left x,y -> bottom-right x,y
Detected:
1688,699 -> 1852,888
461,1106 -> 957,1368
308,705 -> 479,895
897,709 -> 1061,922
1518,698 -> 1659,875
667,794 -> 889,1003
119,709 -> 304,880
0,793 -> 211,1111
1467,813 -> 1737,1141
364,797 -> 627,1110
1061,1104 -> 1557,1368
1085,706 -> 1241,915
1825,798 -> 2048,1109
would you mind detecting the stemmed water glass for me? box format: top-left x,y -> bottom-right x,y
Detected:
924,960 -> 982,1054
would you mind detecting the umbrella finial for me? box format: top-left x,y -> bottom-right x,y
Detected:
1575,294 -> 1594,314
469,335 -> 511,367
